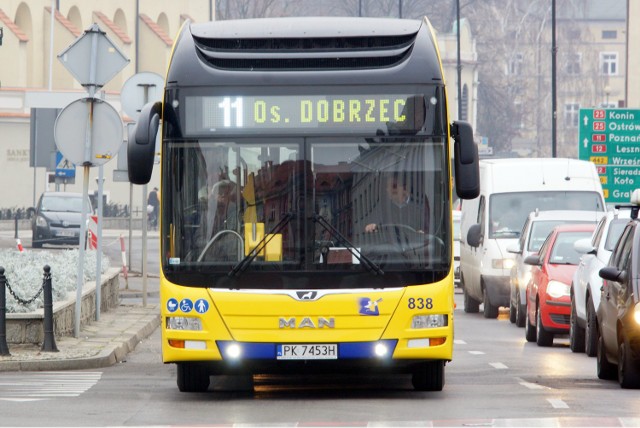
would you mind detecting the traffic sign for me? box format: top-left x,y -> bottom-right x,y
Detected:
55,151 -> 75,178
578,108 -> 640,203
57,23 -> 129,88
54,97 -> 124,166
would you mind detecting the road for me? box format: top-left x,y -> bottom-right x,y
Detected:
0,294 -> 636,426
0,229 -> 635,426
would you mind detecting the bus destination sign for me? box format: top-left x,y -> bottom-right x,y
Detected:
578,108 -> 640,203
185,94 -> 426,135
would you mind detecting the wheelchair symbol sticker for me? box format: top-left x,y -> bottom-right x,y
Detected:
180,298 -> 193,313
167,298 -> 178,313
194,299 -> 209,314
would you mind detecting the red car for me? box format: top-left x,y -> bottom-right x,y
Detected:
524,223 -> 596,346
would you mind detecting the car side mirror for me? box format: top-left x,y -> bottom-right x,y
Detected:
599,266 -> 627,283
466,223 -> 482,248
524,254 -> 541,266
26,207 -> 36,218
574,238 -> 596,255
506,243 -> 521,254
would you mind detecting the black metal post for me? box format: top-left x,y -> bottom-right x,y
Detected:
0,267 -> 10,356
456,0 -> 462,120
41,265 -> 58,352
14,216 -> 18,239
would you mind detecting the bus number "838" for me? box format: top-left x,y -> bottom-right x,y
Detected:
408,298 -> 433,310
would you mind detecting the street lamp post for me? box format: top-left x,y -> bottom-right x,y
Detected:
551,0 -> 557,157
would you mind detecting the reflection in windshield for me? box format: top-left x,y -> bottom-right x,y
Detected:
41,195 -> 84,213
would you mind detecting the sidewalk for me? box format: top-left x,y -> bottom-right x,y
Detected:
0,274 -> 161,372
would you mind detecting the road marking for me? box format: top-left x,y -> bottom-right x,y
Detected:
468,351 -> 485,355
489,362 -> 508,369
519,381 -> 546,390
0,371 -> 102,401
454,339 -> 467,345
547,398 -> 569,409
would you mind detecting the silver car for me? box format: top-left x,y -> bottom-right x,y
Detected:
29,192 -> 92,248
570,208 -> 630,356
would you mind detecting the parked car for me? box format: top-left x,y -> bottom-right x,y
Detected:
453,210 -> 461,286
570,208 -> 631,356
28,192 -> 93,248
507,210 -> 603,327
524,223 -> 597,346
596,190 -> 640,388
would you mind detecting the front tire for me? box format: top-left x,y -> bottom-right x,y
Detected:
525,301 -> 536,342
597,333 -> 617,380
482,286 -> 499,319
536,305 -> 554,347
585,296 -> 598,357
412,360 -> 445,391
618,332 -> 640,389
462,276 -> 480,313
570,296 -> 585,353
177,363 -> 210,392
515,289 -> 526,328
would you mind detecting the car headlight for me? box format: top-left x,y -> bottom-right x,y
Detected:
547,280 -> 570,299
634,303 -> 640,325
36,216 -> 48,228
492,258 -> 515,269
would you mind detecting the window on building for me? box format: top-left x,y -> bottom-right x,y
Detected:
508,53 -> 524,76
600,52 -> 618,75
602,30 -> 617,39
564,103 -> 580,128
460,84 -> 469,121
565,53 -> 581,75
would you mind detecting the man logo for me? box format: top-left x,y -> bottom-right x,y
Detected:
279,317 -> 335,329
296,291 -> 318,300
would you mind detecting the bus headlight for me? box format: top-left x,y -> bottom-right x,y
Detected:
412,314 -> 448,329
547,280 -> 570,299
166,317 -> 202,331
374,342 -> 389,357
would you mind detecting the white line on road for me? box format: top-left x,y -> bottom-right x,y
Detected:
454,339 -> 467,345
489,362 -> 508,369
547,398 -> 569,409
468,351 -> 485,355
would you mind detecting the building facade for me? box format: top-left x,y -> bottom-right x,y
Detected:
0,1 -> 477,212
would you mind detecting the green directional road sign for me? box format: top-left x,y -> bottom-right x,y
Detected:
578,108 -> 640,204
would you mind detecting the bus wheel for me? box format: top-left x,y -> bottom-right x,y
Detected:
412,360 -> 445,391
177,363 -> 210,392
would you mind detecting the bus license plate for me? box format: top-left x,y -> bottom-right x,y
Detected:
277,344 -> 338,360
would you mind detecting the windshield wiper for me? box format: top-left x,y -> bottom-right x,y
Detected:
312,213 -> 384,276
228,212 -> 294,277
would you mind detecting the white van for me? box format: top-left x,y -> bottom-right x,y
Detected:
459,158 -> 606,318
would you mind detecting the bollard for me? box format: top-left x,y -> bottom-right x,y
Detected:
14,216 -> 18,239
41,265 -> 58,352
0,267 -> 10,356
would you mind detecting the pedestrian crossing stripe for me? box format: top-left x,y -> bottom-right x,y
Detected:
0,371 -> 102,401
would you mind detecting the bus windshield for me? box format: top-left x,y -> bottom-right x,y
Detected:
163,136 -> 450,289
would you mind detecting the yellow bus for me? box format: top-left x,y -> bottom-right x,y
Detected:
129,16 -> 479,392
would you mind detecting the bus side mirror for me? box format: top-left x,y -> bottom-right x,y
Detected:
128,102 -> 161,185
451,121 -> 480,200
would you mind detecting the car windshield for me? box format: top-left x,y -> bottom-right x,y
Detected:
528,220 -> 593,252
41,195 -> 83,213
489,191 -> 604,239
550,231 -> 594,265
